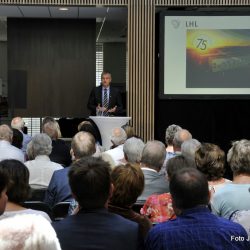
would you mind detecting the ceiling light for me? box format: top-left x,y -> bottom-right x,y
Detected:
59,7 -> 69,11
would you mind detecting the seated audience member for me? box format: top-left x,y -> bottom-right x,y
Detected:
78,121 -> 104,155
26,140 -> 34,161
173,129 -> 192,154
211,139 -> 250,218
160,125 -> 185,175
108,164 -> 152,239
11,128 -> 23,149
121,124 -> 135,139
181,138 -> 201,165
44,132 -> 96,208
11,116 -> 32,153
145,168 -> 250,250
0,160 -> 51,222
53,157 -> 139,250
42,116 -> 56,128
25,134 -> 63,189
0,214 -> 61,250
100,152 -> 116,169
195,143 -> 231,193
230,210 -> 250,237
0,169 -> 8,215
137,140 -> 169,203
105,127 -> 127,165
122,137 -> 145,166
0,124 -> 24,162
141,155 -> 196,223
43,120 -> 71,167
165,124 -> 182,159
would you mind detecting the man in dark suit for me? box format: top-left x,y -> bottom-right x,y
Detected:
44,131 -> 96,208
87,71 -> 123,116
52,156 -> 140,250
137,140 -> 169,203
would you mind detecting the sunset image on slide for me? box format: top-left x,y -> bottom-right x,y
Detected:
186,29 -> 250,88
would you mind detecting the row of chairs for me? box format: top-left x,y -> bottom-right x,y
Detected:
23,201 -> 145,221
23,201 -> 70,221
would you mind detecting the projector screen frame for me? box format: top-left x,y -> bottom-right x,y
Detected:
159,10 -> 250,100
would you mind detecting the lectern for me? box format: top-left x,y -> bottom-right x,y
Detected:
89,116 -> 131,150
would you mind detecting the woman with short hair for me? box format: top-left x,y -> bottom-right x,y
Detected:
195,143 -> 231,193
25,134 -> 63,189
108,164 -> 152,239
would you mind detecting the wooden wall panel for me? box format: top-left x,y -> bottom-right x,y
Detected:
0,0 -> 128,5
8,18 -> 96,117
128,0 -> 155,141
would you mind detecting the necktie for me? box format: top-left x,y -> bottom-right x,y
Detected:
103,89 -> 109,116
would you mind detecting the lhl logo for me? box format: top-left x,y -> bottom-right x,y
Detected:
186,21 -> 198,28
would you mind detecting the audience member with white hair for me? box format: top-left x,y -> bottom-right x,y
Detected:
123,137 -> 145,166
11,116 -> 32,153
211,139 -> 250,218
0,124 -> 24,162
25,133 -> 63,189
0,214 -> 61,250
105,127 -> 127,165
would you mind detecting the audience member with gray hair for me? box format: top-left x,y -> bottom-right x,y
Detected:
0,124 -> 24,163
211,139 -> 250,218
123,137 -> 145,165
165,124 -> 182,150
44,131 -> 96,207
105,127 -> 127,165
138,140 -> 169,202
160,127 -> 190,175
181,138 -> 201,164
11,116 -> 32,153
25,133 -> 63,189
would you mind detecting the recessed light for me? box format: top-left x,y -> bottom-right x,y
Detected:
59,7 -> 69,11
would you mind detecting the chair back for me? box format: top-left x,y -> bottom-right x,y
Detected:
27,188 -> 47,201
52,202 -> 71,221
22,201 -> 52,219
132,201 -> 144,214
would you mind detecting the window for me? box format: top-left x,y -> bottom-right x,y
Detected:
96,42 -> 103,86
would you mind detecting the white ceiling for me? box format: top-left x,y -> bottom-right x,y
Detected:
0,5 -> 127,42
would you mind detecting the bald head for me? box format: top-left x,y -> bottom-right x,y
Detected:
111,127 -> 127,146
0,125 -> 13,142
173,129 -> 192,151
141,140 -> 166,171
11,117 -> 24,131
71,132 -> 96,160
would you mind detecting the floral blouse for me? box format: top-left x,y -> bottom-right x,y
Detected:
140,192 -> 176,223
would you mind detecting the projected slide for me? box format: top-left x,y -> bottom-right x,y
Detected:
186,30 -> 250,88
161,14 -> 250,98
